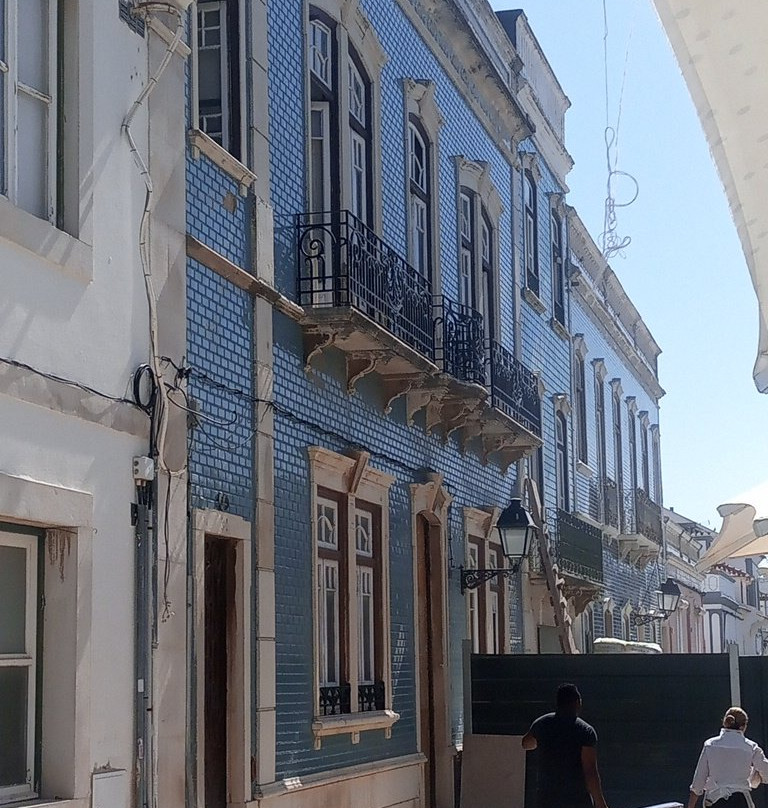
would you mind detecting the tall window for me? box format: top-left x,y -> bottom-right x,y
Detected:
196,1 -> 241,158
641,420 -> 650,494
408,120 -> 431,277
0,530 -> 39,802
556,412 -> 569,511
523,170 -> 539,295
459,190 -> 475,309
551,211 -> 565,324
628,406 -> 638,495
651,427 -> 662,504
574,355 -> 588,464
307,11 -> 373,226
480,211 -> 496,337
466,534 -> 505,654
594,373 -> 607,482
348,56 -> 371,224
612,388 -> 624,493
1,0 -> 58,221
317,495 -> 342,695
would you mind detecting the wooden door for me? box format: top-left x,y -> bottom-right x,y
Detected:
204,537 -> 235,807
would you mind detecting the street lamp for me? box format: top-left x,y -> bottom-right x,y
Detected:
630,578 -> 682,625
460,497 -> 536,593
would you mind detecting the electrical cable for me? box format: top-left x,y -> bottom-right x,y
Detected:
0,355 -> 144,410
600,0 -> 639,261
122,6 -> 185,477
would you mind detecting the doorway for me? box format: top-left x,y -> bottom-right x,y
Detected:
416,514 -> 450,808
204,536 -> 235,807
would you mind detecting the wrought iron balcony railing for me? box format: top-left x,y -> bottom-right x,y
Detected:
434,296 -> 486,385
487,339 -> 541,436
358,681 -> 385,712
319,683 -> 351,716
603,478 -> 620,530
635,488 -> 663,545
550,508 -> 604,585
297,210 -> 435,360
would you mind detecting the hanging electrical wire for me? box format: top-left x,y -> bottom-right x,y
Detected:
600,0 -> 640,261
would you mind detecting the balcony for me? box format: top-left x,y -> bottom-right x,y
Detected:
297,210 -> 437,410
296,210 -> 542,468
531,509 -> 604,614
616,488 -> 663,566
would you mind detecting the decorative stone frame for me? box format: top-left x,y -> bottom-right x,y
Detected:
0,472 -> 93,808
304,0 -> 388,233
403,78 -> 444,292
191,509 -> 253,808
453,156 -> 504,340
308,447 -> 398,748
410,474 -> 455,808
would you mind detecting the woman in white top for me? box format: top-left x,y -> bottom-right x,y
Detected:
688,707 -> 768,808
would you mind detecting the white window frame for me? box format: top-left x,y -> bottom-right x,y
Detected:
348,59 -> 366,126
196,1 -> 230,150
355,508 -> 375,685
0,531 -> 38,802
467,543 -> 480,654
486,548 -> 500,655
316,497 -> 340,689
2,0 -> 58,223
350,129 -> 367,222
309,18 -> 331,87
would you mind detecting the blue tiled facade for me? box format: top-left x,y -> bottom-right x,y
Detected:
183,0 -> 667,799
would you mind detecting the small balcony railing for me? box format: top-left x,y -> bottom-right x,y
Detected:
296,210 -> 434,360
358,681 -> 385,712
319,683 -> 351,716
603,478 -> 620,530
487,339 -> 541,436
434,296 -> 486,385
549,509 -> 604,585
635,488 -> 663,545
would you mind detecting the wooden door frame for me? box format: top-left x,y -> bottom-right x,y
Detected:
192,510 -> 252,808
411,477 -> 453,808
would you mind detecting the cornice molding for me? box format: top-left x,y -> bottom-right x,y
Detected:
454,156 -> 504,222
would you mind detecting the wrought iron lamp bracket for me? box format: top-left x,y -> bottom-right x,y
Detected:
630,611 -> 668,626
460,564 -> 520,594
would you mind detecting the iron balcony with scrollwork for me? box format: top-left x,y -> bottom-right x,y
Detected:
551,509 -> 604,586
614,488 -> 663,566
296,210 -> 542,468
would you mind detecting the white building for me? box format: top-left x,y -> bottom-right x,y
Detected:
1,2 -> 189,806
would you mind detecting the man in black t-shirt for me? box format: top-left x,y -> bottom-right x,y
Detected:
521,683 -> 610,808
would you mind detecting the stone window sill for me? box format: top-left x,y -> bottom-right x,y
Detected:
550,317 -> 570,341
0,197 -> 93,284
522,286 -> 546,314
312,709 -> 400,749
2,799 -> 81,808
576,461 -> 594,478
188,129 -> 257,196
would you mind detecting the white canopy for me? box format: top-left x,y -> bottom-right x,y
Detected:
652,0 -> 768,391
696,481 -> 768,570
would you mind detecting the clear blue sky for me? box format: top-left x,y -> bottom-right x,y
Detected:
489,0 -> 768,527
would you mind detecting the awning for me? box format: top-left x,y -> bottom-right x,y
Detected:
696,482 -> 768,570
652,1 -> 768,391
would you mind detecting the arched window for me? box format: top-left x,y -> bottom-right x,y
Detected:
556,411 -> 569,511
523,170 -> 539,294
408,120 -> 431,277
551,211 -> 565,324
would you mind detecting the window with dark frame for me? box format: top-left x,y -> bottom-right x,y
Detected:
641,420 -> 650,494
315,489 -> 384,716
628,407 -> 639,496
594,373 -> 607,483
651,428 -> 662,504
574,355 -> 588,464
466,540 -> 505,655
551,211 -> 565,325
523,170 -> 539,295
408,118 -> 431,278
459,188 -> 476,310
196,0 -> 241,159
480,209 -> 496,339
347,51 -> 372,227
612,388 -> 624,495
555,411 -> 569,511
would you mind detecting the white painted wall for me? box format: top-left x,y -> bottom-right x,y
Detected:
0,2 -> 188,805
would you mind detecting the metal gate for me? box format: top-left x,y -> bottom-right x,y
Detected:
468,652 -> 768,808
